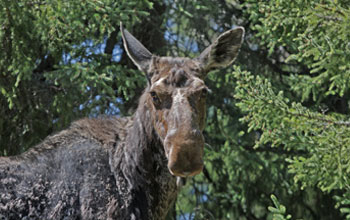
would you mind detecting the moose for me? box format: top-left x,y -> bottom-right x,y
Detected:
0,24 -> 244,219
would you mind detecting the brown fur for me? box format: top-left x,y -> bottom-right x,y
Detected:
146,57 -> 207,177
0,25 -> 244,219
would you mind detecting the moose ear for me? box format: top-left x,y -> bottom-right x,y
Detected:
197,27 -> 245,72
120,23 -> 153,72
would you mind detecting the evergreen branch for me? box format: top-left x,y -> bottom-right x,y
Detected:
290,112 -> 350,127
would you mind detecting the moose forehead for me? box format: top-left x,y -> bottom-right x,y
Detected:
150,57 -> 205,91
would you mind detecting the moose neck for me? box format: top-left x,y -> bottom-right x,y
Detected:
114,91 -> 178,219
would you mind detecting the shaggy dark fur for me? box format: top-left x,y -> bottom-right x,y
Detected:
0,97 -> 178,219
0,24 -> 244,220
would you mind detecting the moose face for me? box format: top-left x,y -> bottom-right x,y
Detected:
121,24 -> 244,177
146,57 -> 207,177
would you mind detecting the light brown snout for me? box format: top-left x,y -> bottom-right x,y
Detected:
165,129 -> 204,177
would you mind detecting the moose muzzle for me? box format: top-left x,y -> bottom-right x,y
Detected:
165,128 -> 204,177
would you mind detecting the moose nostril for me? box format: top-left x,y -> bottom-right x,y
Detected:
168,159 -> 203,177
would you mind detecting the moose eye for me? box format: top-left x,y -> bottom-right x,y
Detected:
201,88 -> 208,98
150,91 -> 160,103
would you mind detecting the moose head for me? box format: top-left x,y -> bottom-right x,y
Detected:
121,24 -> 244,177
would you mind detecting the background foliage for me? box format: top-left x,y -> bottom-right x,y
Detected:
1,0 -> 350,219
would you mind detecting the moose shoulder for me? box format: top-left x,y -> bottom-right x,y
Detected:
0,24 -> 244,220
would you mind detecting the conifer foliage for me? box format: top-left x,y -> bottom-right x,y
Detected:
1,0 -> 350,219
